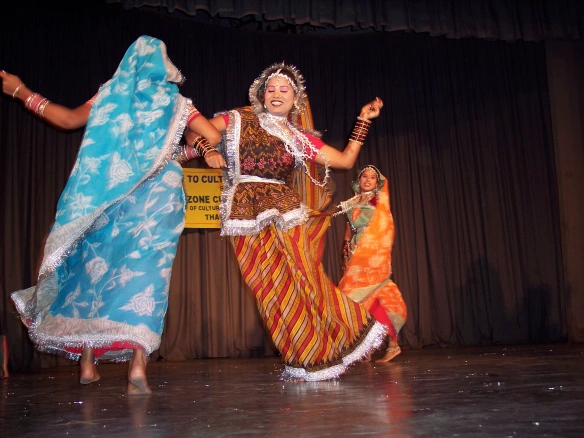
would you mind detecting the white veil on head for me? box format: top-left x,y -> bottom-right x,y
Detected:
248,62 -> 308,128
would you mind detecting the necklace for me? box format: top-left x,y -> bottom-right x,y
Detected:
333,190 -> 377,217
258,112 -> 330,187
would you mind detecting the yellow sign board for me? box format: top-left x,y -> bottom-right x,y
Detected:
182,168 -> 223,228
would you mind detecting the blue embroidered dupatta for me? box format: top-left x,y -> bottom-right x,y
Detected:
12,36 -> 191,361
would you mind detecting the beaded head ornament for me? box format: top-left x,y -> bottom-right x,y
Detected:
249,62 -> 308,128
351,165 -> 385,194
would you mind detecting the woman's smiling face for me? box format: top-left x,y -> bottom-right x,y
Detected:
264,76 -> 296,117
358,168 -> 379,192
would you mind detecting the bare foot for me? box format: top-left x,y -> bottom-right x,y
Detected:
1,368 -> 8,378
127,350 -> 152,395
80,348 -> 100,384
376,345 -> 401,363
362,354 -> 372,363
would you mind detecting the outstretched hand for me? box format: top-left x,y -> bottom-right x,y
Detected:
359,97 -> 384,120
0,70 -> 25,98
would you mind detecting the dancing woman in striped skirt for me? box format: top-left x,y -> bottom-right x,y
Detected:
188,62 -> 386,381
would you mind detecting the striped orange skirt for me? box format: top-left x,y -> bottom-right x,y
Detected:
230,214 -> 386,381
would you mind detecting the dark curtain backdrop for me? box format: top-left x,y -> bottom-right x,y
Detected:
0,1 -> 565,371
107,0 -> 584,41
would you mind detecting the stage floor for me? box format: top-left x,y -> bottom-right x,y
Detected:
2,344 -> 584,437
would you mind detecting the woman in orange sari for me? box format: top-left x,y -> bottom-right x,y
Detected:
338,165 -> 407,362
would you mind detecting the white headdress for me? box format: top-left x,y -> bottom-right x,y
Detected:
248,62 -> 308,128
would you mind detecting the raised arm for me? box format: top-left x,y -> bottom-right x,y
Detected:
313,97 -> 383,169
1,70 -> 91,130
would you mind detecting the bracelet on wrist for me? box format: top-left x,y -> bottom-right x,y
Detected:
12,84 -> 24,99
349,117 -> 371,144
24,92 -> 51,119
172,144 -> 198,164
191,135 -> 218,157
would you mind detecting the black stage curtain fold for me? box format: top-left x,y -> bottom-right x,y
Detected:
106,0 -> 584,41
0,1 -> 566,371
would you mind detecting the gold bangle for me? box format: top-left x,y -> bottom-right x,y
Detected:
357,116 -> 372,124
191,135 -> 218,157
203,147 -> 218,157
349,117 -> 371,145
12,84 -> 24,99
